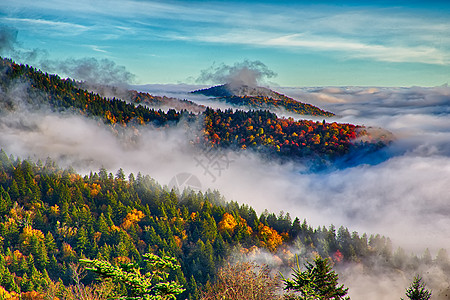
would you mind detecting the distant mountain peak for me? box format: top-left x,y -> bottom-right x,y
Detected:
191,83 -> 335,117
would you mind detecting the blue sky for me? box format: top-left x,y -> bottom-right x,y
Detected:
1,0 -> 449,86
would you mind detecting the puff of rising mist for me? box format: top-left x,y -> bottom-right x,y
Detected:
41,57 -> 136,88
196,60 -> 277,87
0,79 -> 197,179
0,111 -> 200,182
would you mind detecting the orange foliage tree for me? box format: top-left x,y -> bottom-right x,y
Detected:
257,223 -> 283,252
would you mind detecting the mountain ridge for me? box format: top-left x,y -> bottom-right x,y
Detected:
192,83 -> 284,98
191,83 -> 335,116
0,56 -> 389,162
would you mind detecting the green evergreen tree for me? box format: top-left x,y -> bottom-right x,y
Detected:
76,226 -> 89,255
0,262 -> 20,293
45,232 -> 57,255
0,149 -> 12,170
21,272 -> 35,292
290,217 -> 302,240
97,213 -> 109,235
187,275 -> 199,300
34,239 -> 49,270
99,168 -> 108,181
8,180 -> 20,201
401,275 -> 431,300
116,168 -> 126,181
282,255 -> 349,300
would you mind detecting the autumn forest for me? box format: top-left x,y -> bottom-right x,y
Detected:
0,57 -> 447,299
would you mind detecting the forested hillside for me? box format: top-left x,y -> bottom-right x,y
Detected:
0,152 -> 447,299
201,108 -> 384,159
0,58 -> 191,127
0,57 -> 389,163
77,82 -> 206,113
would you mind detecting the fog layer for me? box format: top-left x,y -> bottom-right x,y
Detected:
1,82 -> 449,298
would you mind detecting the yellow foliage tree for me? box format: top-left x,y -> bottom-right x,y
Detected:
62,242 -> 76,259
104,110 -> 117,124
19,225 -> 45,254
18,291 -> 45,300
0,286 -> 19,300
218,213 -> 238,233
21,225 -> 45,241
50,204 -> 59,216
257,223 -> 283,252
174,236 -> 182,248
89,183 -> 101,197
109,225 -> 121,232
121,209 -> 145,230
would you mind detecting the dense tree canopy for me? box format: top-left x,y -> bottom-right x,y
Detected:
0,151 -> 446,299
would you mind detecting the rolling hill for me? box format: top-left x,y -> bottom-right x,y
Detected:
191,83 -> 335,116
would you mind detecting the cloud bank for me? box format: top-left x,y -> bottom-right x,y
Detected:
0,25 -> 135,88
41,57 -> 136,87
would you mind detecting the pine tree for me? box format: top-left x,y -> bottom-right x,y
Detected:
290,217 -> 302,239
21,272 -> 35,292
34,240 -> 49,271
76,227 -> 89,255
187,275 -> 199,300
8,180 -> 20,201
0,149 -> 12,170
116,168 -> 126,181
0,186 -> 11,215
45,232 -> 57,255
282,255 -> 349,300
401,275 -> 431,300
97,213 -> 109,236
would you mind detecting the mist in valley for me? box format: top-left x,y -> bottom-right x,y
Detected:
1,58 -> 449,298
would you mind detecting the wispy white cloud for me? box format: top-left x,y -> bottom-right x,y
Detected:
2,0 -> 450,68
266,34 -> 448,65
123,2 -> 449,66
86,45 -> 109,53
177,28 -> 448,65
2,17 -> 89,34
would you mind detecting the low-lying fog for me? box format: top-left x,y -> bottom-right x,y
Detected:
1,82 -> 449,299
